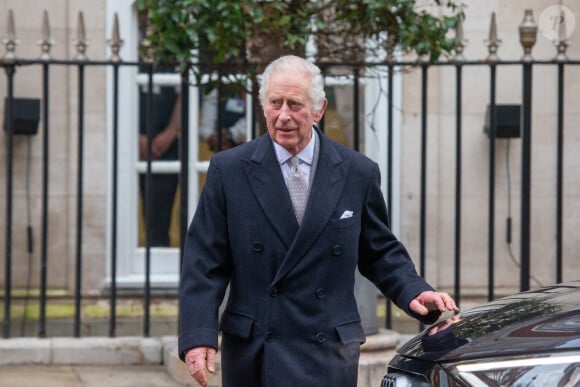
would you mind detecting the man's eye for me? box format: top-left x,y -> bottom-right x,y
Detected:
288,101 -> 303,110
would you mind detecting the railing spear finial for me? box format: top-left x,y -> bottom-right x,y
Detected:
107,13 -> 124,63
485,12 -> 501,62
384,33 -> 396,64
519,9 -> 537,62
139,36 -> 153,64
453,14 -> 467,62
554,10 -> 569,62
2,9 -> 18,62
74,11 -> 89,60
38,10 -> 54,60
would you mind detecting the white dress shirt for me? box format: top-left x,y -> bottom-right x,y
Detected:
273,128 -> 318,189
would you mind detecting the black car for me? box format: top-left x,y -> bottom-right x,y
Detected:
383,281 -> 580,386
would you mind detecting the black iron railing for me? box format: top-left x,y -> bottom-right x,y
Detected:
2,9 -> 579,338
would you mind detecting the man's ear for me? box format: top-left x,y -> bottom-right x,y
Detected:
314,98 -> 328,122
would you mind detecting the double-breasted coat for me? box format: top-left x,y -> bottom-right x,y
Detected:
179,127 -> 440,387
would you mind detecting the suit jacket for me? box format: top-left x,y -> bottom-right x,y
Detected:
179,127 -> 439,387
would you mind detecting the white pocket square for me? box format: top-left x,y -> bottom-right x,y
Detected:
339,210 -> 353,220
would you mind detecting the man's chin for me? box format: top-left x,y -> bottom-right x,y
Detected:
274,135 -> 296,145
275,140 -> 300,154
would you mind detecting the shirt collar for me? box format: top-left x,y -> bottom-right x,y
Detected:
273,127 -> 317,166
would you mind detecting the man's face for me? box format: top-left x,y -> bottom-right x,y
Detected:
263,71 -> 326,155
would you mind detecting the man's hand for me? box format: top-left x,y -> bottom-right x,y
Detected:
409,291 -> 459,316
185,346 -> 216,387
207,129 -> 235,152
428,314 -> 460,336
151,129 -> 176,158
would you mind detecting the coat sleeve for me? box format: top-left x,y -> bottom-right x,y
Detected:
357,163 -> 441,325
178,157 -> 232,359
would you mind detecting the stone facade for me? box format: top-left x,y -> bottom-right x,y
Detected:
0,0 -> 578,296
399,0 -> 580,293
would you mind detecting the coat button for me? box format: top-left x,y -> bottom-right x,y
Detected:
269,286 -> 279,297
265,332 -> 275,342
315,332 -> 326,343
331,244 -> 344,256
315,288 -> 326,300
252,242 -> 264,253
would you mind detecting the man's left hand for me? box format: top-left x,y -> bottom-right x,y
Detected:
409,291 -> 459,316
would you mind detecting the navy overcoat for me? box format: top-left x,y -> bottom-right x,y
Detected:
179,127 -> 439,387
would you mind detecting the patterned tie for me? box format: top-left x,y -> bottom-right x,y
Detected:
288,156 -> 308,224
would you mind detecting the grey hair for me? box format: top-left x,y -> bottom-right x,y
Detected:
258,55 -> 326,114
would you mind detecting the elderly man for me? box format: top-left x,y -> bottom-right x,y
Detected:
179,55 -> 458,387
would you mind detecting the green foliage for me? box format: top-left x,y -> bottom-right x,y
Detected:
136,0 -> 463,83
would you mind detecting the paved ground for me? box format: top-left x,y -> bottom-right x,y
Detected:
0,332 -> 410,387
0,365 -> 186,387
0,336 -> 192,387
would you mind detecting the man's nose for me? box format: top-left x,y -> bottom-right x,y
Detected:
278,103 -> 291,121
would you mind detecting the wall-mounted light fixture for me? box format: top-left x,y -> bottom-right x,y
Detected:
3,98 -> 40,135
484,104 -> 521,139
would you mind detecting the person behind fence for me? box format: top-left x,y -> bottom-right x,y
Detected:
138,81 -> 180,247
198,86 -> 246,152
178,55 -> 459,387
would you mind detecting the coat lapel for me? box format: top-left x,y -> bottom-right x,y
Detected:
241,134 -> 298,250
272,132 -> 350,285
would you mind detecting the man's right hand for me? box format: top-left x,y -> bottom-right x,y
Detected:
207,129 -> 235,152
184,346 -> 216,387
